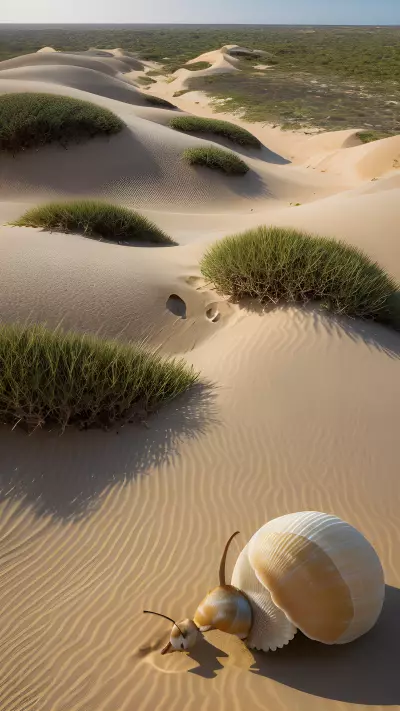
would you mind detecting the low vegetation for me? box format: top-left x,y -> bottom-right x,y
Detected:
12,200 -> 174,245
136,75 -> 156,85
0,93 -> 124,153
183,146 -> 249,175
356,130 -> 395,144
200,226 -> 399,324
169,115 -> 261,148
183,61 -> 212,71
0,323 -> 198,431
144,94 -> 176,108
173,89 -> 191,98
1,26 -> 399,134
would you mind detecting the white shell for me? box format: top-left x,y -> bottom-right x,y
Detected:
231,511 -> 385,652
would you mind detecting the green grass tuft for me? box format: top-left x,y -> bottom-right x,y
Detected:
144,94 -> 176,108
184,61 -> 213,71
169,115 -> 261,148
0,93 -> 124,153
12,200 -> 175,245
200,226 -> 399,323
356,130 -> 395,144
183,146 -> 249,175
0,323 -> 198,431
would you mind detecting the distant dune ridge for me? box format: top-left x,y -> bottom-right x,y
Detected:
0,43 -> 399,711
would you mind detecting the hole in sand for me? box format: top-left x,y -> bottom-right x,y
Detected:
206,307 -> 220,323
167,294 -> 187,319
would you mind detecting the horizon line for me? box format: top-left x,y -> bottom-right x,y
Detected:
1,22 -> 400,27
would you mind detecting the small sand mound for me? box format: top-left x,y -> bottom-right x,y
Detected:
37,46 -> 57,54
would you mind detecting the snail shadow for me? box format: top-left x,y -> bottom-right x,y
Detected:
187,635 -> 229,679
251,585 -> 400,705
0,383 -> 218,521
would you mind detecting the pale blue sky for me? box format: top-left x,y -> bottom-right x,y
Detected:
2,0 -> 400,25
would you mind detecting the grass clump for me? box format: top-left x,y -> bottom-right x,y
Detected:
0,93 -> 124,153
201,226 -> 399,323
183,146 -> 249,175
144,94 -> 176,108
12,200 -> 175,245
169,115 -> 261,148
356,130 -> 395,144
184,61 -> 213,71
0,323 -> 198,431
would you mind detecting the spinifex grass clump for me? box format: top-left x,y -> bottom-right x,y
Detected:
201,226 -> 399,323
183,146 -> 249,175
12,200 -> 175,244
0,93 -> 125,153
0,324 -> 198,431
170,115 -> 261,148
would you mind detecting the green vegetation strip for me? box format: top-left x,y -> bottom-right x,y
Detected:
183,146 -> 249,175
0,93 -> 124,153
356,131 -> 395,144
12,200 -> 175,245
183,62 -> 213,71
0,323 -> 198,431
201,226 -> 399,324
170,115 -> 261,148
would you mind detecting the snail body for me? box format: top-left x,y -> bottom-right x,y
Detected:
144,512 -> 385,654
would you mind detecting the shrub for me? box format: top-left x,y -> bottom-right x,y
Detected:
144,94 -> 176,108
0,323 -> 198,431
183,146 -> 249,175
12,200 -> 175,245
169,115 -> 261,147
200,226 -> 399,322
0,93 -> 124,153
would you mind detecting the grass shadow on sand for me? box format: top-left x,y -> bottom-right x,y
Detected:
250,585 -> 400,705
0,383 -> 218,521
237,300 -> 400,360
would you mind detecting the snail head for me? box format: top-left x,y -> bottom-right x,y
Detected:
143,611 -> 199,654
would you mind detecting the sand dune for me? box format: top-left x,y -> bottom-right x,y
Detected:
0,64 -> 156,106
0,43 -> 399,711
0,51 -> 134,77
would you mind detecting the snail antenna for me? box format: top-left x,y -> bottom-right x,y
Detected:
143,610 -> 185,637
219,531 -> 240,586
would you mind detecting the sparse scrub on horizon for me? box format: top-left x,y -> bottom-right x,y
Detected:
200,226 -> 399,324
0,323 -> 198,431
169,115 -> 261,147
183,146 -> 249,174
0,93 -> 124,153
12,201 -> 175,245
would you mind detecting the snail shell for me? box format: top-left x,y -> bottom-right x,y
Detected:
231,511 -> 385,652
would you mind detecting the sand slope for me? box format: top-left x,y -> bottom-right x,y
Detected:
0,45 -> 399,711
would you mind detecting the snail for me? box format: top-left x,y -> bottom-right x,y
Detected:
144,511 -> 385,654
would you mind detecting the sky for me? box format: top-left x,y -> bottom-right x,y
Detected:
2,0 -> 400,25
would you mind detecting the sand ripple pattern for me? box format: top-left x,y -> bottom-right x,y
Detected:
0,308 -> 399,711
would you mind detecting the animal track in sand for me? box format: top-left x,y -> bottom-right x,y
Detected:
166,294 -> 187,319
206,305 -> 221,323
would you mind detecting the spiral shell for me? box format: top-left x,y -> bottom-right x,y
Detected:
231,511 -> 385,652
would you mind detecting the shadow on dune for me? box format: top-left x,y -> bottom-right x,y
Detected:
0,383 -> 218,521
238,301 -> 400,360
172,131 -> 290,165
250,585 -> 400,705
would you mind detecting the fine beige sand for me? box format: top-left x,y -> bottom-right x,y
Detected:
0,46 -> 399,711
